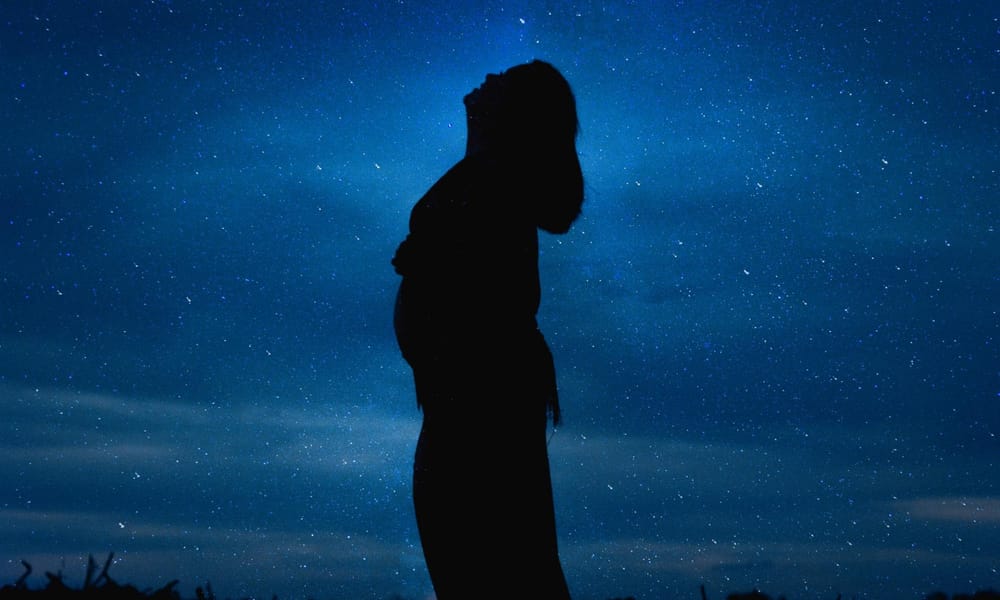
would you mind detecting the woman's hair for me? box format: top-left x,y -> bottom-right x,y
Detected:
494,60 -> 584,234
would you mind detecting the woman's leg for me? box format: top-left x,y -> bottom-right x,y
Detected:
413,405 -> 571,599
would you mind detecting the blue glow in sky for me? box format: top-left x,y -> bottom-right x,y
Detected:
2,2 -> 998,599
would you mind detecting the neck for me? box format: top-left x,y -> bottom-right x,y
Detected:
465,136 -> 482,158
465,114 -> 485,157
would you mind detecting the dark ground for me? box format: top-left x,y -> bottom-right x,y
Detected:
3,555 -> 999,600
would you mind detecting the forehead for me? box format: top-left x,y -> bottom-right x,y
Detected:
497,64 -> 536,89
503,63 -> 533,78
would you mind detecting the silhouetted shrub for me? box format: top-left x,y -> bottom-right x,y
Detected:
0,554 -> 179,600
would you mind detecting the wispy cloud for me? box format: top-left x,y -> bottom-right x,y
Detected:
1,382 -> 427,597
896,497 -> 1000,525
3,507 -> 425,599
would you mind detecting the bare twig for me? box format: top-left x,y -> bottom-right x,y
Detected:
84,554 -> 97,589
97,551 -> 116,586
15,560 -> 32,589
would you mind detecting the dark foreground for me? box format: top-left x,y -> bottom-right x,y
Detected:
2,554 -> 998,600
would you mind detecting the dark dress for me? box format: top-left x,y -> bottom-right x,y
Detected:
393,155 -> 571,599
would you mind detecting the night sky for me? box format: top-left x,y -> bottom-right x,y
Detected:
2,2 -> 998,599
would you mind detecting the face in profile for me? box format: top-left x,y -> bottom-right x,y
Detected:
463,70 -> 508,118
463,61 -> 576,143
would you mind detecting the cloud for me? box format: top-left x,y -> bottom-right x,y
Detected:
0,382 -> 429,597
547,426 -> 1000,597
896,497 -> 1000,525
3,507 -> 426,600
0,380 -> 418,469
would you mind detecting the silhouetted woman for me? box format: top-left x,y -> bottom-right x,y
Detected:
392,60 -> 583,599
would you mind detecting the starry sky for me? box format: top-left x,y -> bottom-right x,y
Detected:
1,1 -> 998,599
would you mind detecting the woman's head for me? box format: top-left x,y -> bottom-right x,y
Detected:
465,60 -> 578,150
465,60 -> 584,234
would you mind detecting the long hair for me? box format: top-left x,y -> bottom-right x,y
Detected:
493,60 -> 584,234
